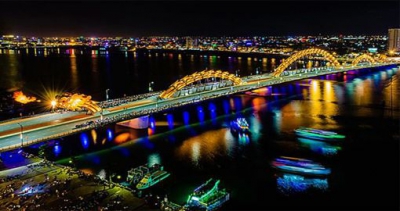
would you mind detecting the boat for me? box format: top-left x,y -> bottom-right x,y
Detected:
271,156 -> 331,176
294,127 -> 345,140
185,178 -> 230,211
126,163 -> 165,185
230,118 -> 250,134
136,166 -> 170,190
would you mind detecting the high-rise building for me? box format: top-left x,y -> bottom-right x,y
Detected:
388,28 -> 400,53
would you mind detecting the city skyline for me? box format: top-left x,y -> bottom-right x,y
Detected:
0,1 -> 398,37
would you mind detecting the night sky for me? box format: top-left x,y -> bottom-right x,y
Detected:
0,1 -> 398,36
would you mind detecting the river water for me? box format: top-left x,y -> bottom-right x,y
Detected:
0,48 -> 399,210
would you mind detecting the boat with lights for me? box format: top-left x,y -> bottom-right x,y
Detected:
136,166 -> 170,190
126,163 -> 160,184
294,127 -> 345,140
184,178 -> 230,211
271,156 -> 331,176
230,118 -> 250,134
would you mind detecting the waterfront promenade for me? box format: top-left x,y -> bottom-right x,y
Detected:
0,152 -> 154,210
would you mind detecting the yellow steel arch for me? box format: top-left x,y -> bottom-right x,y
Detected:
273,48 -> 340,77
159,70 -> 244,99
376,54 -> 387,63
352,54 -> 376,66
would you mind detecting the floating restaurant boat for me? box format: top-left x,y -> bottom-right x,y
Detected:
230,118 -> 250,134
136,166 -> 170,190
271,156 -> 331,176
127,163 -> 163,185
294,127 -> 345,140
185,178 -> 230,211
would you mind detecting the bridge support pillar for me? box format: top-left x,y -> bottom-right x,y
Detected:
117,115 -> 149,129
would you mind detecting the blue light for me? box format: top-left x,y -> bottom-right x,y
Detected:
276,173 -> 329,195
0,151 -> 25,167
119,147 -> 130,157
209,103 -> 217,124
92,156 -> 101,165
107,129 -> 113,141
298,138 -> 341,156
53,142 -> 61,157
223,99 -> 230,114
234,97 -> 242,112
289,84 -> 294,93
168,134 -> 176,142
183,111 -> 190,125
197,106 -> 205,123
140,137 -> 155,149
149,115 -> 156,129
209,102 -> 216,112
167,114 -> 174,130
80,133 -> 89,150
238,133 -> 250,145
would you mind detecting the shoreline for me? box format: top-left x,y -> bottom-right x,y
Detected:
0,151 -> 154,210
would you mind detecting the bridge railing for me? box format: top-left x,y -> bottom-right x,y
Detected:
97,91 -> 161,109
0,111 -> 54,125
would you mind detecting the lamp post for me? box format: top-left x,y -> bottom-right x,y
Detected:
17,123 -> 23,147
106,89 -> 110,101
256,67 -> 260,75
51,100 -> 56,112
149,81 -> 154,92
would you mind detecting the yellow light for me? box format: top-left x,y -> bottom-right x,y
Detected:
51,100 -> 56,107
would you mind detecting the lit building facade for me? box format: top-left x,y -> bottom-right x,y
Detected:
388,28 -> 400,53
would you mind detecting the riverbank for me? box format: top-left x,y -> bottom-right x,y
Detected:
0,151 -> 155,210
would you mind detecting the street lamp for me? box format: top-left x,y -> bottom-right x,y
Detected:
51,100 -> 57,112
256,67 -> 260,75
106,89 -> 110,101
17,123 -> 23,147
149,81 -> 154,92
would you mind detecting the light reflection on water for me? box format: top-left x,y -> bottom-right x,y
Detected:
176,128 -> 232,166
148,153 -> 161,166
297,138 -> 341,156
31,65 -> 400,210
276,173 -> 329,195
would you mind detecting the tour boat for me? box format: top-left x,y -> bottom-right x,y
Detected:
271,156 -> 331,176
294,127 -> 345,140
